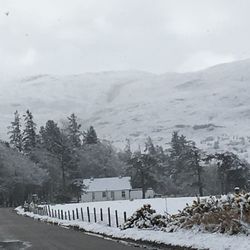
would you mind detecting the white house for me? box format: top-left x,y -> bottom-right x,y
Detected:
81,176 -> 155,202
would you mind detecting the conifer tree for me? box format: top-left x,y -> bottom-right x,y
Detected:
41,120 -> 79,200
40,120 -> 61,154
144,137 -> 156,155
169,131 -> 190,180
8,110 -> 23,152
185,144 -> 204,196
67,113 -> 81,148
123,138 -> 132,162
128,150 -> 157,199
22,110 -> 36,153
84,126 -> 98,144
205,152 -> 248,194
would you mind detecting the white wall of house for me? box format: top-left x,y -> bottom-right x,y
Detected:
81,189 -> 130,202
81,188 -> 155,202
145,188 -> 155,198
129,188 -> 155,200
129,189 -> 142,200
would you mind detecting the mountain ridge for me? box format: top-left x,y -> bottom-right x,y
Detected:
1,59 -> 250,158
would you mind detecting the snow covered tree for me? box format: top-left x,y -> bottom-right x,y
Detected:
22,110 -> 37,153
168,132 -> 206,196
7,110 -> 22,152
118,139 -> 132,164
170,131 -> 188,157
205,152 -> 249,194
0,141 -> 47,206
78,140 -> 124,178
40,120 -> 61,154
144,137 -> 167,194
128,150 -> 158,199
144,137 -> 157,155
169,132 -> 190,183
39,120 -> 79,201
84,126 -> 98,144
184,144 -> 204,196
67,113 -> 82,148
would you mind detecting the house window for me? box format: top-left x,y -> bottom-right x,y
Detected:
92,192 -> 95,201
102,191 -> 106,198
122,190 -> 126,198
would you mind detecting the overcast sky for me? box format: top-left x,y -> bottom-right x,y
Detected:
1,0 -> 250,76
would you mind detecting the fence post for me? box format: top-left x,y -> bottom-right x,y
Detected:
115,210 -> 119,227
123,211 -> 127,222
52,209 -> 54,218
68,211 -> 71,221
81,207 -> 84,221
65,211 -> 67,220
94,208 -> 97,223
48,206 -> 51,217
87,207 -> 90,222
58,210 -> 60,219
100,208 -> 103,221
76,208 -> 79,220
55,210 -> 57,218
108,207 -> 111,227
61,210 -> 64,220
72,210 -> 75,220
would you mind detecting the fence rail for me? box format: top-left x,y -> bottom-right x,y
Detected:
29,205 -> 127,228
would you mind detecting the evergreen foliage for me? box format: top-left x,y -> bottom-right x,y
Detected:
3,110 -> 250,205
205,152 -> 249,194
8,110 -> 22,152
84,126 -> 98,144
128,150 -> 158,199
22,110 -> 37,153
67,113 -> 82,148
0,141 -> 47,206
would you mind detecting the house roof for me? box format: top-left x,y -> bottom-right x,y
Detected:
83,176 -> 132,192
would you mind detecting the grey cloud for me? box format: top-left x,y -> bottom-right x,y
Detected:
0,0 -> 250,76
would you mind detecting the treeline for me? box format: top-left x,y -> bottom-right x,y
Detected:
1,110 -> 250,206
2,110 -> 125,205
122,133 -> 250,198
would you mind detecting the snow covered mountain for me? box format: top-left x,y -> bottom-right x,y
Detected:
1,59 -> 250,157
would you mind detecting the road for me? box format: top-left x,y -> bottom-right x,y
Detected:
0,208 -> 140,250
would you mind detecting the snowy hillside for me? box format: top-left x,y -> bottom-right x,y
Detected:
2,59 -> 250,157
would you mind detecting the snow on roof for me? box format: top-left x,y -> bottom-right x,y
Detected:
83,176 -> 132,192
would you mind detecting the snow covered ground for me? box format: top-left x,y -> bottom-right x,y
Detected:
51,197 -> 194,214
49,197 -> 196,226
16,197 -> 250,250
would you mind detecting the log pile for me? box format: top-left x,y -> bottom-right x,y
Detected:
122,204 -> 167,230
122,192 -> 250,235
166,192 -> 250,235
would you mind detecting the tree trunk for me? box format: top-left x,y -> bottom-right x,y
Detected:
141,171 -> 146,199
197,165 -> 203,196
61,155 -> 66,192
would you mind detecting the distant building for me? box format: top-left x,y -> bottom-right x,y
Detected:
81,176 -> 154,202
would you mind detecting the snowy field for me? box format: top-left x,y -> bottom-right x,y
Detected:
49,197 -> 196,226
